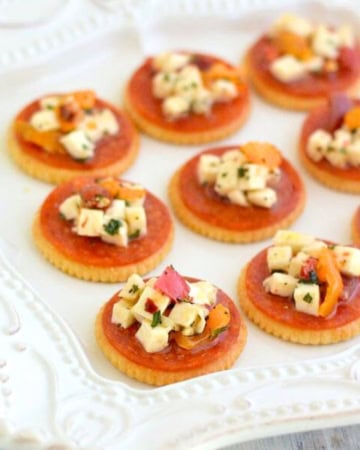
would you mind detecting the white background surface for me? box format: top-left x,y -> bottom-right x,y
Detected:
0,0 -> 360,448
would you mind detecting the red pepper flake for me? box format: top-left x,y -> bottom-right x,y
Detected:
145,298 -> 158,313
300,257 -> 318,280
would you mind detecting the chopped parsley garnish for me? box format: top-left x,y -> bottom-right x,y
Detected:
237,167 -> 248,178
303,293 -> 313,304
104,219 -> 122,235
328,244 -> 336,250
129,284 -> 139,294
59,212 -> 66,220
129,229 -> 140,239
151,311 -> 162,328
82,144 -> 89,150
46,105 -> 54,110
221,172 -> 228,178
125,200 -> 131,206
211,326 -> 228,339
164,73 -> 170,82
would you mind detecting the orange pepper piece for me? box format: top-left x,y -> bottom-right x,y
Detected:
98,178 -> 121,197
173,303 -> 230,350
274,30 -> 313,61
317,248 -> 343,317
344,106 -> 360,130
202,63 -> 245,90
116,185 -> 145,201
72,90 -> 96,110
15,120 -> 65,154
241,142 -> 282,169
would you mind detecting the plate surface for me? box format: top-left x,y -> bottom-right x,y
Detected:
0,0 -> 360,449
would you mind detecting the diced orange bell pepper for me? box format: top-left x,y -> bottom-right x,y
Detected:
202,63 -> 245,90
72,90 -> 96,110
98,178 -> 121,197
344,106 -> 360,130
173,303 -> 231,350
116,185 -> 145,201
15,120 -> 65,154
317,247 -> 343,317
241,142 -> 282,169
274,30 -> 313,61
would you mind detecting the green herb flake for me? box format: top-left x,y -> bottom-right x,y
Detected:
104,219 -> 122,236
164,73 -> 170,82
151,311 -> 162,328
303,293 -> 313,304
211,326 -> 228,339
237,167 -> 248,178
129,284 -> 139,294
221,172 -> 228,178
82,144 -> 88,150
129,229 -> 140,239
328,244 -> 336,250
59,212 -> 66,220
46,105 -> 54,110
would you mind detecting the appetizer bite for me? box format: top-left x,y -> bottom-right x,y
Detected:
169,142 -> 305,242
238,229 -> 360,344
244,13 -> 360,110
9,90 -> 139,184
299,93 -> 360,192
124,51 -> 250,144
96,266 -> 247,385
352,206 -> 360,245
33,176 -> 173,282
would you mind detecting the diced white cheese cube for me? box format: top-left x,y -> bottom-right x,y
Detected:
79,115 -> 104,142
131,286 -> 170,323
333,245 -> 360,276
263,273 -> 298,297
312,25 -> 340,59
333,129 -> 352,150
270,55 -> 307,83
197,154 -> 221,184
60,130 -> 95,160
125,206 -> 147,238
304,56 -> 323,73
101,217 -> 128,247
168,302 -> 204,328
293,283 -> 320,316
181,305 -> 208,336
77,208 -> 104,237
105,199 -> 126,220
174,65 -> 203,100
59,194 -> 82,221
189,281 -> 217,306
214,160 -> 239,195
288,251 -> 311,278
302,240 -> 327,257
237,164 -> 268,191
267,245 -> 293,272
40,96 -> 60,110
192,87 -> 213,114
270,13 -> 313,38
324,148 -> 347,169
246,188 -> 277,208
135,320 -> 170,353
30,109 -> 59,131
111,300 -> 136,328
307,129 -> 332,162
273,230 -> 315,253
97,109 -> 119,136
337,24 -> 355,48
162,95 -> 190,120
152,52 -> 191,72
227,189 -> 249,207
222,149 -> 247,165
118,273 -> 145,301
211,79 -> 238,102
347,140 -> 360,166
152,71 -> 177,99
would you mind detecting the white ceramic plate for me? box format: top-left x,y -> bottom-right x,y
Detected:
0,1 -> 360,449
